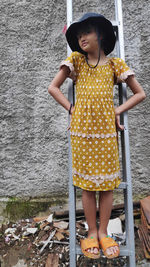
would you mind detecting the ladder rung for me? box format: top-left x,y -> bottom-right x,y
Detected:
117,182 -> 128,189
111,20 -> 119,29
76,244 -> 131,256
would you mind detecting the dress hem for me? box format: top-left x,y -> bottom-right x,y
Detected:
73,180 -> 121,191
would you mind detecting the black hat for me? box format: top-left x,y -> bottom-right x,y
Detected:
66,13 -> 116,55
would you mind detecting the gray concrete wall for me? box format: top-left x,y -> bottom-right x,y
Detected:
0,0 -> 149,198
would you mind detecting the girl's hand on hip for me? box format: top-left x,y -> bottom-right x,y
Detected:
115,114 -> 124,131
115,107 -> 124,131
67,106 -> 75,131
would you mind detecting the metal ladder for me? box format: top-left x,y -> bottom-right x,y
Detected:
67,0 -> 136,266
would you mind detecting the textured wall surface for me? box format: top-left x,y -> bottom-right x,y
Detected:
0,0 -> 149,198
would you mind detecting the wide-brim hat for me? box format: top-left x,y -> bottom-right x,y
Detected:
66,13 -> 116,55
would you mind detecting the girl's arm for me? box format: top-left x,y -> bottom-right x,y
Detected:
115,76 -> 146,130
115,76 -> 146,116
48,65 -> 74,113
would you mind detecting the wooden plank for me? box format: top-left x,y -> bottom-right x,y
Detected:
140,196 -> 150,224
55,231 -> 65,241
40,230 -> 56,254
45,253 -> 59,267
139,225 -> 150,252
53,221 -> 68,230
138,228 -> 150,259
141,208 -> 150,231
33,216 -> 48,222
54,201 -> 140,219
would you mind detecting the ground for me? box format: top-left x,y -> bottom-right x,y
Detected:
0,211 -> 149,267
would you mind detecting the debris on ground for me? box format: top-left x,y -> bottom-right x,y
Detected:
107,218 -> 123,235
45,253 -> 59,267
0,201 -> 149,267
138,196 -> 150,259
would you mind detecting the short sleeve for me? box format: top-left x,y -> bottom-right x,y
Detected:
60,51 -> 81,81
111,57 -> 135,83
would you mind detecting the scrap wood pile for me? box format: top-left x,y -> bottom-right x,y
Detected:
1,214 -> 74,266
0,206 -> 127,267
1,211 -> 94,266
0,202 -> 142,267
138,196 -> 150,259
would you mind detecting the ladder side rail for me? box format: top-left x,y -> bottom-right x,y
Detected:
68,59 -> 77,266
67,0 -> 73,56
121,85 -> 136,266
67,1 -> 77,266
68,117 -> 77,267
114,26 -> 127,187
115,0 -> 136,266
115,2 -> 129,250
115,17 -> 130,260
68,123 -> 77,267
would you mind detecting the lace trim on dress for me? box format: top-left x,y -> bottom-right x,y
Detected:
60,60 -> 76,81
117,70 -> 135,83
70,131 -> 117,139
73,169 -> 121,186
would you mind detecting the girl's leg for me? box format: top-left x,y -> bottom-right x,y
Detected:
98,190 -> 119,256
82,190 -> 98,254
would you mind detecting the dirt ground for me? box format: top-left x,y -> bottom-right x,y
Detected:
0,213 -> 150,267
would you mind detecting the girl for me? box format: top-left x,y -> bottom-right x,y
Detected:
48,13 -> 146,259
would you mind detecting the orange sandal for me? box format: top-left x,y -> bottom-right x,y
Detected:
99,236 -> 120,259
80,237 -> 100,259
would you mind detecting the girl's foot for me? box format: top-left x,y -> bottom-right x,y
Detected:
86,231 -> 99,255
80,236 -> 100,259
98,232 -> 120,257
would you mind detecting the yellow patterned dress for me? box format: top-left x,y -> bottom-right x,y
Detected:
60,52 -> 134,191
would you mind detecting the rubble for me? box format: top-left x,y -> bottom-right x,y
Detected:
45,253 -> 59,267
0,201 -> 149,266
107,218 -> 122,235
53,221 -> 69,230
40,230 -> 56,254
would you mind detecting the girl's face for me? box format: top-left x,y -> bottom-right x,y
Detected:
77,27 -> 99,53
